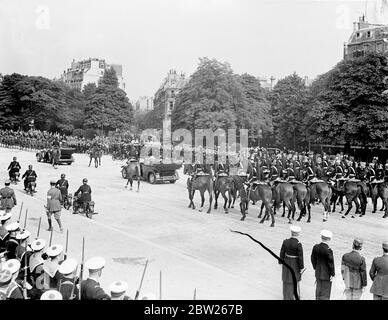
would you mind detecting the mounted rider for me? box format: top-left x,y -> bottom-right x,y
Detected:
7,157 -> 21,182
22,165 -> 37,192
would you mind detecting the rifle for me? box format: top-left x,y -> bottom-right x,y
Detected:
49,228 -> 53,247
134,259 -> 148,300
36,217 -> 41,239
64,229 -> 69,260
193,288 -> 196,300
159,270 -> 162,300
23,238 -> 28,299
17,202 -> 24,223
23,209 -> 28,230
79,236 -> 85,300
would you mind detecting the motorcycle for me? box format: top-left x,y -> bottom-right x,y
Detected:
72,194 -> 96,219
9,171 -> 20,184
62,193 -> 73,210
25,178 -> 37,196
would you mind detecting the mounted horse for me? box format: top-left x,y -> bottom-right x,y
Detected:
124,158 -> 141,192
213,171 -> 234,214
186,164 -> 213,214
371,181 -> 388,218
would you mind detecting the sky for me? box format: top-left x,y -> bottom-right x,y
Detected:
0,0 -> 383,100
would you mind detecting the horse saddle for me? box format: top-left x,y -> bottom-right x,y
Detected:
196,172 -> 209,176
348,178 -> 361,182
371,179 -> 384,184
309,177 -> 324,183
217,172 -> 228,177
289,179 -> 304,184
252,181 -> 268,185
274,178 -> 287,183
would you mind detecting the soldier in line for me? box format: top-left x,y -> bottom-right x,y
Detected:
0,210 -> 12,254
58,258 -> 79,300
81,256 -> 110,300
279,225 -> 304,300
341,238 -> 367,300
4,222 -> 20,260
369,241 -> 388,300
28,239 -> 46,299
109,281 -> 131,300
46,180 -> 63,232
42,244 -> 64,290
0,180 -> 17,213
1,260 -> 24,299
311,230 -> 335,300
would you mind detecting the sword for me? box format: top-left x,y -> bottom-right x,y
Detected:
134,259 -> 148,300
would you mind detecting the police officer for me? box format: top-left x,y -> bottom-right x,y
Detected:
109,281 -> 131,300
0,180 -> 17,213
46,180 -> 63,232
279,226 -> 304,300
58,257 -> 79,300
7,157 -> 21,182
81,256 -> 110,300
341,238 -> 367,300
311,230 -> 335,300
74,178 -> 92,213
22,165 -> 37,191
369,241 -> 388,300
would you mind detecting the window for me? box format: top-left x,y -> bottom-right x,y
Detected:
367,31 -> 371,38
169,101 -> 174,111
356,32 -> 361,38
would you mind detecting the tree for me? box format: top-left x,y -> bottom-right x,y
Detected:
268,73 -> 309,150
310,53 -> 388,147
84,68 -> 134,132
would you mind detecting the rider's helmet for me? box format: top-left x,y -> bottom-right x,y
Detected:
61,174 -> 65,179
28,165 -> 32,170
82,178 -> 88,183
13,157 -> 16,161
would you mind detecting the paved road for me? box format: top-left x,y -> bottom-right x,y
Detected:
1,147 -> 387,299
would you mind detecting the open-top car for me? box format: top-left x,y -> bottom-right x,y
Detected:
36,147 -> 75,165
121,161 -> 181,184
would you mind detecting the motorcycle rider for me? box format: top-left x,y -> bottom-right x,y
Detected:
74,178 -> 92,213
7,157 -> 21,182
56,174 -> 69,205
22,165 -> 37,192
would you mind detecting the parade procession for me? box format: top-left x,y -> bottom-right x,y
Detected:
1,0 -> 388,307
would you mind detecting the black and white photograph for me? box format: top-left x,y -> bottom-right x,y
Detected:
0,0 -> 388,311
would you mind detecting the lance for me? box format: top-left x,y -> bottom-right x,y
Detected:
79,236 -> 85,300
134,259 -> 148,300
36,217 -> 41,239
17,202 -> 24,223
23,209 -> 28,230
159,270 -> 162,300
64,229 -> 69,260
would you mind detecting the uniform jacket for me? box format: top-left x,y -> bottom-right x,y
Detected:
5,237 -> 18,260
58,276 -> 79,300
279,237 -> 304,283
341,250 -> 367,289
22,170 -> 37,181
8,161 -> 21,172
56,179 -> 69,195
81,278 -> 110,300
75,184 -> 92,202
0,225 -> 9,251
0,186 -> 17,209
311,242 -> 335,280
46,187 -> 62,212
43,260 -> 62,290
369,255 -> 388,297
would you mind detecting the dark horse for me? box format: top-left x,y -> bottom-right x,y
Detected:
185,164 -> 214,214
371,182 -> 388,217
214,175 -> 234,213
272,181 -> 295,224
124,159 -> 141,192
240,182 -> 275,227
341,180 -> 368,218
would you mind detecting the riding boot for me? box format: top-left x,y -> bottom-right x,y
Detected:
56,218 -> 63,232
47,218 -> 53,231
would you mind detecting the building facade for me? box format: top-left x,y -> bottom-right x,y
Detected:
135,96 -> 154,112
60,58 -> 125,91
257,76 -> 276,90
344,16 -> 388,59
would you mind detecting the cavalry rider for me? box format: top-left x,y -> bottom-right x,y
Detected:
384,163 -> 388,182
335,159 -> 344,180
305,161 -> 315,181
346,162 -> 356,179
366,163 -> 376,183
7,157 -> 21,182
375,163 -> 385,181
270,161 -> 279,180
74,178 -> 92,213
21,165 -> 37,192
56,174 -> 69,204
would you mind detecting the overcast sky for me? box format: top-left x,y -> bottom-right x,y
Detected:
0,0 -> 379,100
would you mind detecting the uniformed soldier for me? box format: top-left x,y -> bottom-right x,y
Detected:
0,269 -> 23,300
21,165 -> 37,191
1,259 -> 24,299
7,156 -> 21,182
43,244 -> 63,290
311,230 -> 335,300
46,180 -> 63,232
109,281 -> 132,300
0,180 -> 17,213
279,226 -> 304,300
40,289 -> 62,300
56,174 -> 69,204
58,257 -> 79,300
341,238 -> 367,300
15,230 -> 32,274
29,238 -> 46,299
74,178 -> 92,213
81,256 -> 110,300
0,210 -> 12,254
369,241 -> 388,300
5,222 -> 20,260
